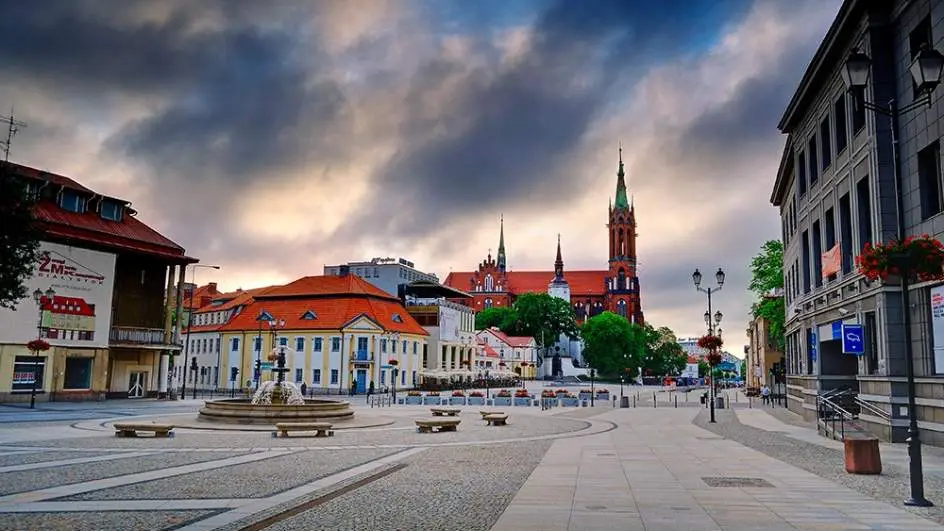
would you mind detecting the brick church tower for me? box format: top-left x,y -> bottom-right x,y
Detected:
605,148 -> 644,324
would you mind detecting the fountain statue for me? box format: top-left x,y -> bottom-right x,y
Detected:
251,381 -> 306,405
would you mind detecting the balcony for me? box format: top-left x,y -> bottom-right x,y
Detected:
110,326 -> 172,348
354,349 -> 371,361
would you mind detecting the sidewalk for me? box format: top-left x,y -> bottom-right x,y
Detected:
491,407 -> 942,531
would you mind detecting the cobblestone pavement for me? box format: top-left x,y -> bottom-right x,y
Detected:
694,408 -> 944,526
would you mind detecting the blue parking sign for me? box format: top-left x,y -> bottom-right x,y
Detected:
842,324 -> 864,355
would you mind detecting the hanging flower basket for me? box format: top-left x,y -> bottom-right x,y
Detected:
387,359 -> 399,366
27,339 -> 50,352
267,352 -> 278,362
705,352 -> 723,366
697,335 -> 723,350
856,235 -> 944,282
498,362 -> 506,367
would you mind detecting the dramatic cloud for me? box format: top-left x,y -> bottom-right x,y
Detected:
0,0 -> 842,352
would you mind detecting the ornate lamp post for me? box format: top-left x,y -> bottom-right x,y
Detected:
29,287 -> 55,409
839,46 -> 944,508
693,268 -> 724,422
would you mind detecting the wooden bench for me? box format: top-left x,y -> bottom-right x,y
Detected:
479,411 -> 504,419
114,423 -> 174,438
273,422 -> 334,438
483,414 -> 509,426
415,419 -> 461,433
430,408 -> 461,417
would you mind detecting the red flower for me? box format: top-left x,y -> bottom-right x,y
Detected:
27,339 -> 51,352
857,237 -> 944,282
387,359 -> 399,366
696,335 -> 723,350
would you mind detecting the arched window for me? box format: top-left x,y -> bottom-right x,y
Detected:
485,274 -> 494,291
618,268 -> 627,290
617,228 -> 625,257
484,298 -> 493,309
617,299 -> 627,317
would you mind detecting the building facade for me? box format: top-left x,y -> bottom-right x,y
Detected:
0,162 -> 194,402
745,312 -> 784,389
324,258 -> 438,297
218,273 -> 428,394
772,0 -> 944,444
475,328 -> 537,379
443,151 -> 645,326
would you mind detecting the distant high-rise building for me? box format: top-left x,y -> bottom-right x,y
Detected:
323,257 -> 438,297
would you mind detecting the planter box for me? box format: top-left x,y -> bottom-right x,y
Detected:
467,397 -> 485,406
405,396 -> 423,405
578,393 -> 592,401
513,397 -> 531,407
561,397 -> 579,407
494,397 -> 512,407
596,393 -> 610,403
449,397 -> 466,406
424,396 -> 442,405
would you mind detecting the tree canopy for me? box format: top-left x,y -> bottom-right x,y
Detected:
501,293 -> 580,347
581,312 -> 643,376
0,163 -> 42,310
474,307 -> 516,331
749,240 -> 785,351
641,325 -> 687,376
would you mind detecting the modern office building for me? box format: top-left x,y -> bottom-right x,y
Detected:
771,0 -> 944,444
324,258 -> 438,297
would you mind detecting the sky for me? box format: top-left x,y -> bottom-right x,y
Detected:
1,0 -> 842,356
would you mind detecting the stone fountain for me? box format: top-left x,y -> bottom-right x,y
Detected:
198,347 -> 354,425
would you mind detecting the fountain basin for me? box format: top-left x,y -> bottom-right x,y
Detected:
198,398 -> 355,425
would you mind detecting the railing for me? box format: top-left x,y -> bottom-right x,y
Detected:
354,350 -> 371,361
110,326 -> 167,345
816,393 -> 855,440
854,396 -> 892,422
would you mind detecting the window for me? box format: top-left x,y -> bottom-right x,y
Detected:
801,230 -> 811,293
812,220 -> 822,288
391,340 -> 397,353
392,313 -> 403,323
313,369 -> 322,384
834,95 -> 848,154
313,337 -> 323,352
820,117 -> 831,170
918,141 -> 942,219
402,340 -> 407,354
231,338 -> 240,351
295,368 -> 303,382
808,136 -> 818,187
59,190 -> 86,213
100,200 -> 123,221
910,17 -> 933,98
330,369 -> 339,384
856,177 -> 873,250
850,92 -> 865,133
413,371 -> 417,385
484,298 -> 493,309
401,370 -> 406,385
254,336 -> 262,352
380,370 -> 386,385
331,337 -> 341,352
798,150 -> 807,196
295,337 -> 305,351
381,339 -> 387,353
839,193 -> 853,274
413,342 -> 418,354
824,208 -> 836,250
301,310 -> 317,320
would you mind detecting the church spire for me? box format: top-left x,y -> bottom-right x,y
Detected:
614,143 -> 629,210
497,214 -> 507,272
554,233 -> 564,280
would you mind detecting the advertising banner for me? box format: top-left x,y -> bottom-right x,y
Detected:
0,242 -> 116,348
822,244 -> 841,277
439,306 -> 460,342
931,285 -> 944,374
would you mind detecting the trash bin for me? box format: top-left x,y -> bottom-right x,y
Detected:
715,397 -> 725,409
700,394 -> 707,404
620,396 -> 629,408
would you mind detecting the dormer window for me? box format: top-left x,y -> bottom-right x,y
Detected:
100,200 -> 123,221
256,311 -> 274,322
59,190 -> 86,213
392,313 -> 403,323
301,310 -> 318,320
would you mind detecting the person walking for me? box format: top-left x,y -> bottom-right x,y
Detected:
761,384 -> 771,405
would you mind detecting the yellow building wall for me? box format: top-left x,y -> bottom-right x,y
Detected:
1,343 -> 109,402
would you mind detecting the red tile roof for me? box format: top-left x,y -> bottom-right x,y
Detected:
219,297 -> 427,336
481,343 -> 500,358
483,328 -> 534,347
259,275 -> 396,300
182,283 -> 222,311
444,270 -> 609,296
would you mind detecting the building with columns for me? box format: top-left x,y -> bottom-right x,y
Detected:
400,281 -> 478,380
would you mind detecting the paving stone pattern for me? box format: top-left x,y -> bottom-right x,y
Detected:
694,408 -> 944,527
0,451 -> 247,496
0,510 -> 219,531
65,448 -> 398,501
0,450 -> 114,467
268,441 -> 553,531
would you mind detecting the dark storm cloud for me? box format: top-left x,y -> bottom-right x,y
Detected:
341,0 -> 753,242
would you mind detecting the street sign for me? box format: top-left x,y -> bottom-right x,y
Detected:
832,321 -> 843,340
842,324 -> 864,355
810,330 -> 817,362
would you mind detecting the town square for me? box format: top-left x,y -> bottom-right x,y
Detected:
3,0 -> 944,529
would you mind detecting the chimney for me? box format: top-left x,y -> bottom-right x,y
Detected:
339,265 -> 350,276
209,282 -> 218,292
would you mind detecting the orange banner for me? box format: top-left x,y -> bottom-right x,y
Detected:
822,244 -> 841,277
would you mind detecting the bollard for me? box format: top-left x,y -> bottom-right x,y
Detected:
749,396 -> 752,408
675,395 -> 678,408
633,396 -> 636,408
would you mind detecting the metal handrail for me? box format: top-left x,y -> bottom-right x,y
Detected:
820,395 -> 856,419
854,396 -> 891,421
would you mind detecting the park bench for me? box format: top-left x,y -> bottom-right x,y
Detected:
479,411 -> 504,419
430,408 -> 461,417
113,423 -> 174,438
415,419 -> 461,433
273,422 -> 334,438
483,414 -> 509,426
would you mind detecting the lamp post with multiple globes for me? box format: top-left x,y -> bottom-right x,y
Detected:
692,267 -> 724,423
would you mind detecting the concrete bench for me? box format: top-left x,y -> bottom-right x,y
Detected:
273,422 -> 334,438
430,408 -> 461,417
114,423 -> 174,438
483,414 -> 508,426
479,411 -> 504,419
415,419 -> 461,433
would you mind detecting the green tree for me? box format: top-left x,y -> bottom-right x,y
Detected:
749,240 -> 785,351
698,360 -> 710,378
475,307 -> 517,331
581,312 -> 645,375
0,163 -> 43,310
641,325 -> 687,376
507,293 -> 579,347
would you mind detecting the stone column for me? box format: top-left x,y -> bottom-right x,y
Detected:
158,264 -> 177,398
170,265 -> 186,396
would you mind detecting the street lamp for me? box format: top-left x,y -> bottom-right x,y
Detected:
589,367 -> 596,406
190,357 -> 199,399
385,331 -> 400,402
838,47 -> 944,508
180,264 -> 220,400
693,267 -> 724,423
30,287 -> 55,409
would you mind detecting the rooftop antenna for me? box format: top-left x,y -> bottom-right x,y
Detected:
1,107 -> 27,162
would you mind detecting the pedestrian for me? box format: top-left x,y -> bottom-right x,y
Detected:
761,384 -> 770,405
368,380 -> 375,400
350,381 -> 357,396
300,382 -> 307,397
